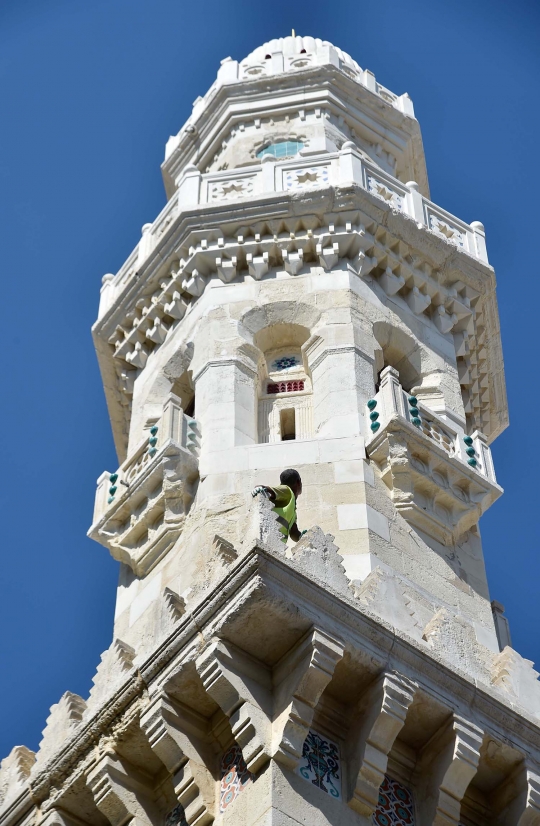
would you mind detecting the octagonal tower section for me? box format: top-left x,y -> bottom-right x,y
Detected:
89,35 -> 507,659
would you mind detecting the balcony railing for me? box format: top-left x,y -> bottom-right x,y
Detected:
367,366 -> 496,483
93,395 -> 200,524
98,145 -> 489,318
89,394 -> 200,575
365,368 -> 501,544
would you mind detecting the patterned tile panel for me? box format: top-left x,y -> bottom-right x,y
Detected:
220,744 -> 253,813
297,729 -> 341,799
273,355 -> 299,371
372,775 -> 415,825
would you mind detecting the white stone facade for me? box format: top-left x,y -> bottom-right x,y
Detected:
2,34 -> 538,826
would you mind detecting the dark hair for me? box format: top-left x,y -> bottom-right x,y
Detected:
280,468 -> 301,487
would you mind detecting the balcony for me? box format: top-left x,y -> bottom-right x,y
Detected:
89,394 -> 200,576
98,143 -> 489,321
365,367 -> 502,545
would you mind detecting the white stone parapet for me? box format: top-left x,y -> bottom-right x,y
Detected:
97,146 -> 489,320
89,394 -> 200,576
368,366 -> 496,483
366,366 -> 502,545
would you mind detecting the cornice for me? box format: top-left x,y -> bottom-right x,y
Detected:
3,545 -> 536,826
92,180 -> 505,459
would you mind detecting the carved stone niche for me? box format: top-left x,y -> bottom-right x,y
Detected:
367,427 -> 502,548
89,442 -> 198,577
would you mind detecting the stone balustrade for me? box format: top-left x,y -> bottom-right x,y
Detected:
367,366 -> 496,484
97,146 -> 488,320
89,394 -> 200,576
366,367 -> 501,545
173,146 -> 487,261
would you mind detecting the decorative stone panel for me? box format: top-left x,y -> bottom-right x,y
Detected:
284,165 -> 330,190
366,174 -> 405,212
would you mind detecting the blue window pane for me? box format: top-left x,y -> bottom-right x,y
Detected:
257,141 -> 304,159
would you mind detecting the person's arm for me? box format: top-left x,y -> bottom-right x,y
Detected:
251,485 -> 276,502
289,521 -> 302,542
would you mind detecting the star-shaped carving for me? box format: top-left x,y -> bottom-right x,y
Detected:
296,170 -> 318,184
436,221 -> 456,239
221,182 -> 245,195
375,184 -> 394,201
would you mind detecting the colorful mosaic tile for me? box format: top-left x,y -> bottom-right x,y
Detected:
220,744 -> 252,813
165,804 -> 187,826
273,356 -> 298,371
297,729 -> 341,799
372,775 -> 415,825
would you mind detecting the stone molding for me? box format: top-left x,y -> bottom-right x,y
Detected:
192,357 -> 258,383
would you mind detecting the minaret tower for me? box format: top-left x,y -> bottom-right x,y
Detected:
2,35 -> 539,826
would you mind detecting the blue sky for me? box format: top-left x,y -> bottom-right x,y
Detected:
1,0 -> 539,758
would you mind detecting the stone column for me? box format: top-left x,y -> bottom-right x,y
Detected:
193,355 -> 258,454
303,325 -> 375,439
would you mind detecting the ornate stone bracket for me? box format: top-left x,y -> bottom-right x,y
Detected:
196,640 -> 272,774
86,753 -> 164,826
272,628 -> 345,769
347,671 -> 417,817
492,763 -> 540,826
517,767 -> 540,826
140,695 -> 215,826
195,629 -> 344,776
416,714 -> 484,826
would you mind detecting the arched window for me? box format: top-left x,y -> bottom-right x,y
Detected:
256,141 -> 304,160
255,324 -> 314,443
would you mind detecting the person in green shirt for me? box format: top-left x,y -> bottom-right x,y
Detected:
251,468 -> 305,543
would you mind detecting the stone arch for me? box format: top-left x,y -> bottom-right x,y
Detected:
239,300 -> 322,343
141,342 -> 195,428
372,321 -> 422,393
240,304 -> 319,444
